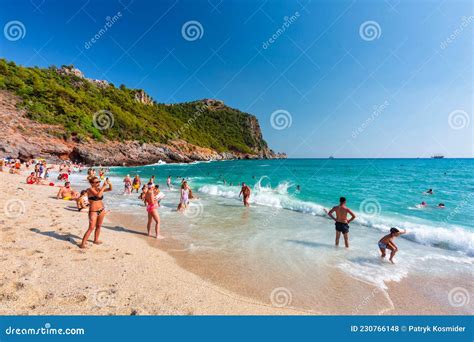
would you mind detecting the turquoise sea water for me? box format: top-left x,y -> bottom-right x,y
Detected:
110,158 -> 473,239
69,158 -> 473,311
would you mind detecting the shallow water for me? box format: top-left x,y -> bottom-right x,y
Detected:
67,159 -> 474,313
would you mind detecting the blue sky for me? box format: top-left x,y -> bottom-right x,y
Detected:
1,0 -> 472,158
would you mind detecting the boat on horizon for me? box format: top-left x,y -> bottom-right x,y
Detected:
431,155 -> 445,159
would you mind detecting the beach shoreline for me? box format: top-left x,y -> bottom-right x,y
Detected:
1,168 -> 472,315
0,170 -> 305,315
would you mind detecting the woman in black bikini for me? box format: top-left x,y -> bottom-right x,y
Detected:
80,176 -> 113,248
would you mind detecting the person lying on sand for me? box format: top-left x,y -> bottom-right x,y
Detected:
9,166 -> 21,175
378,227 -> 406,264
80,177 -> 113,248
76,190 -> 89,211
325,197 -> 356,248
57,181 -> 79,200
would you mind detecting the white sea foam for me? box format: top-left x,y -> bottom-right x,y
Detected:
338,257 -> 409,289
199,179 -> 474,256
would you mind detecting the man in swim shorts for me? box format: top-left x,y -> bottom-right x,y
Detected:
325,197 -> 356,248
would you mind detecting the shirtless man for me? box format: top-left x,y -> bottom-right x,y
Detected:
325,197 -> 356,248
239,183 -> 251,207
57,181 -> 79,200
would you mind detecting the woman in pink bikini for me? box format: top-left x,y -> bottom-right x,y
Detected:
144,184 -> 163,239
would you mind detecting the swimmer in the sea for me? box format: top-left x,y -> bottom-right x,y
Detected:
378,227 -> 406,264
426,188 -> 433,195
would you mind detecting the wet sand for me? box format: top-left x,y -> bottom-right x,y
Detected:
109,212 -> 473,315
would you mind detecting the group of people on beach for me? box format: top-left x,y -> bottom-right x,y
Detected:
5,158 -> 409,263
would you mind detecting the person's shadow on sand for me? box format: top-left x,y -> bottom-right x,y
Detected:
63,206 -> 80,212
102,225 -> 148,237
286,239 -> 334,249
30,228 -> 80,245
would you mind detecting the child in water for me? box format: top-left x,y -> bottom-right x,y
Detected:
378,227 -> 406,264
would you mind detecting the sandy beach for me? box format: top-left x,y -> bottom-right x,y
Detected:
0,170 -> 305,315
1,169 -> 472,315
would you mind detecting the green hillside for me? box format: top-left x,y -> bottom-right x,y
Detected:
0,59 -> 269,154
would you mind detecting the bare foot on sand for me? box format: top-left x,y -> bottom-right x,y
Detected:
93,241 -> 103,245
156,235 -> 164,240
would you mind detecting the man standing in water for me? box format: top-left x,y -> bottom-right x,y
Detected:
239,183 -> 251,207
325,197 -> 356,248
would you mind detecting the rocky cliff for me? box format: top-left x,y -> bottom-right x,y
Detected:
0,90 -> 286,165
0,59 -> 286,165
